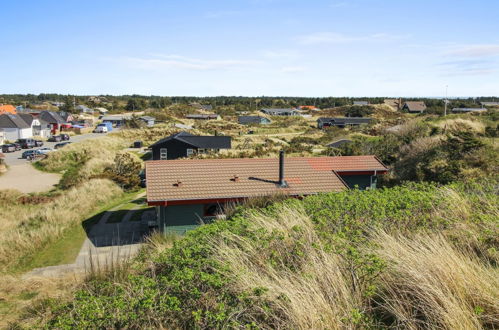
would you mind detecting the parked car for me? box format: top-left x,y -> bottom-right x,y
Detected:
12,143 -> 22,151
60,134 -> 70,141
34,140 -> 44,147
48,135 -> 62,142
17,138 -> 36,149
1,144 -> 16,153
54,142 -> 72,149
22,149 -> 41,159
37,147 -> 53,155
93,125 -> 108,133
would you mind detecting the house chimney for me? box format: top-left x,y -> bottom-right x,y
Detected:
279,150 -> 288,188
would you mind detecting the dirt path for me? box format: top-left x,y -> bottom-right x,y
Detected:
0,163 -> 60,193
23,193 -> 152,278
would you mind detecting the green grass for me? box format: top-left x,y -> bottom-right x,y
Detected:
106,195 -> 149,223
10,189 -> 145,274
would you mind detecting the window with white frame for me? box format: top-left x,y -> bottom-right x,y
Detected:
186,148 -> 195,157
160,148 -> 168,160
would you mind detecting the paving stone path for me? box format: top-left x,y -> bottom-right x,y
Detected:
23,193 -> 154,278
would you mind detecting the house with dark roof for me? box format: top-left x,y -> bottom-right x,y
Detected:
353,101 -> 369,106
145,153 -> 388,234
101,115 -> 132,127
261,108 -> 299,116
0,114 -> 32,140
39,111 -> 67,134
238,116 -> 271,125
150,132 -> 231,160
185,114 -> 220,120
317,117 -> 373,129
402,101 -> 426,113
18,113 -> 51,137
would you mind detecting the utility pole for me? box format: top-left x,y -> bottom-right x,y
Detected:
444,85 -> 448,116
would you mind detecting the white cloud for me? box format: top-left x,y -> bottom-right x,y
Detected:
445,44 -> 499,58
120,55 -> 262,71
296,32 -> 409,45
281,66 -> 306,73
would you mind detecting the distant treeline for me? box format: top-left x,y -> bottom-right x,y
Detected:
1,94 -> 497,114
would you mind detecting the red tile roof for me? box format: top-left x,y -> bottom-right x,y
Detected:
0,105 -> 16,114
146,156 -> 387,204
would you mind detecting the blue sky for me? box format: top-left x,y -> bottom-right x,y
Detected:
1,0 -> 498,97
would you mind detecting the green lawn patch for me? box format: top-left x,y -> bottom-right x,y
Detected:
11,189 -> 145,274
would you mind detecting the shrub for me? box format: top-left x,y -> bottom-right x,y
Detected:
102,152 -> 142,190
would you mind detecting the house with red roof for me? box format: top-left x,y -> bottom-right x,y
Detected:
145,152 -> 388,234
0,104 -> 17,115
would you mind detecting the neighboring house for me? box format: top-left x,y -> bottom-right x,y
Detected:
139,116 -> 156,127
317,117 -> 372,129
18,113 -> 51,137
480,102 -> 499,107
185,114 -> 221,120
238,116 -> 271,125
57,111 -> 75,123
51,101 -> 65,107
174,123 -> 193,130
297,105 -> 320,111
353,101 -> 369,106
145,154 -> 388,234
260,108 -> 299,116
39,111 -> 67,134
95,107 -> 109,114
327,139 -> 353,148
402,101 -> 426,113
189,103 -> 213,111
0,104 -> 17,115
76,105 -> 93,113
0,114 -> 32,140
150,131 -> 231,160
451,108 -> 487,113
384,99 -> 401,110
102,115 -> 132,127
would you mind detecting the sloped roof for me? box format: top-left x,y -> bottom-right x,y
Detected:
238,116 -> 269,124
404,101 -> 426,111
0,114 -> 30,129
39,111 -> 66,124
146,156 -> 387,203
186,114 -> 219,119
150,131 -> 231,149
0,104 -> 17,114
261,108 -> 297,114
18,113 -> 35,126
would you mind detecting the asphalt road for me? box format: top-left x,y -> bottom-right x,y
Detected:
2,132 -> 107,166
0,132 -> 109,193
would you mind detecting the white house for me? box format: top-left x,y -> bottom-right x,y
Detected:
18,113 -> 51,138
0,114 -> 32,141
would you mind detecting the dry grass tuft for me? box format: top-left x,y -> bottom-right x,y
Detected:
0,179 -> 123,271
213,205 -> 361,329
437,118 -> 486,134
374,231 -> 499,329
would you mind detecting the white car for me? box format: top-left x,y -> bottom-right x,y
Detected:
37,147 -> 53,155
94,125 -> 108,133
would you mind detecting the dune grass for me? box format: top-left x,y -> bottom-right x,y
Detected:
38,180 -> 498,329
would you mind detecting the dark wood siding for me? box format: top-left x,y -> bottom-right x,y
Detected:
151,139 -> 197,160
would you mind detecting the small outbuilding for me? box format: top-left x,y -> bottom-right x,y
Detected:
402,101 -> 427,113
261,108 -> 299,116
317,117 -> 372,129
